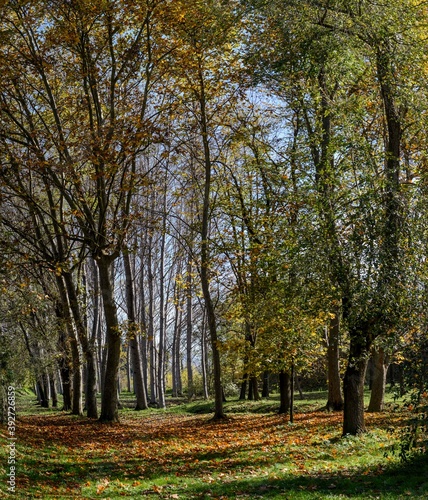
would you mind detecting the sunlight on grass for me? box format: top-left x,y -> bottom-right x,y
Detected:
0,390 -> 426,499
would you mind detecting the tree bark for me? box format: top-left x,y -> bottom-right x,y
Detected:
59,365 -> 72,411
147,227 -> 157,405
123,250 -> 148,410
36,379 -> 49,408
201,310 -> 209,400
61,272 -> 98,418
240,377 -> 248,400
248,376 -> 260,401
138,262 -> 149,400
186,259 -> 194,399
55,278 -> 83,416
367,346 -> 390,412
157,210 -> 167,409
127,345 -> 132,393
262,371 -> 270,398
342,325 -> 371,435
49,373 -> 58,408
42,372 -> 51,407
69,330 -> 83,416
57,332 -> 72,411
172,290 -> 183,397
198,57 -> 225,420
98,256 -> 121,423
239,354 -> 249,400
326,309 -> 344,411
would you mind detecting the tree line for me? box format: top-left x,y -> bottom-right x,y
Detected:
0,0 -> 428,435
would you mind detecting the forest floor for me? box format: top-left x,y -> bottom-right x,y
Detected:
1,390 -> 427,499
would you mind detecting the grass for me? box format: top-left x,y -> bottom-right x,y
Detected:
0,389 -> 427,499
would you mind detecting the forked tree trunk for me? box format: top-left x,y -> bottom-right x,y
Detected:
367,346 -> 390,412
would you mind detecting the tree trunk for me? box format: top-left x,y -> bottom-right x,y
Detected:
262,371 -> 269,398
248,376 -> 260,401
97,312 -> 107,396
367,346 -> 390,412
53,283 -> 83,416
138,248 -> 149,400
61,273 -> 98,418
172,292 -> 183,397
37,379 -> 49,408
240,378 -> 248,400
127,345 -> 132,393
290,362 -> 295,423
198,59 -> 225,420
342,329 -> 371,435
326,309 -> 344,411
157,214 -> 167,409
201,310 -> 209,400
87,257 -> 102,417
59,367 -> 72,411
128,323 -> 148,409
186,259 -> 194,399
70,334 -> 83,416
98,256 -> 121,423
123,250 -> 148,410
147,230 -> 157,405
57,333 -> 72,411
203,288 -> 224,418
49,373 -> 58,408
85,354 -> 98,418
278,370 -> 291,414
240,354 -> 249,400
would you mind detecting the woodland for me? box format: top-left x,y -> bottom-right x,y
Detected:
1,1 -> 428,496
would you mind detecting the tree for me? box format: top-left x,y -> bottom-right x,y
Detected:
0,0 -> 174,422
243,0 -> 425,434
165,0 -> 243,419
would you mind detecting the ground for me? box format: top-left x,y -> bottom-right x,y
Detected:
1,391 -> 427,499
